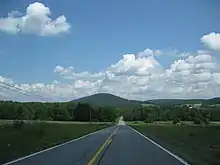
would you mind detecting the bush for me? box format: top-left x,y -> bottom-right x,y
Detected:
144,118 -> 154,123
193,117 -> 203,125
133,121 -> 141,124
172,118 -> 181,124
203,118 -> 210,125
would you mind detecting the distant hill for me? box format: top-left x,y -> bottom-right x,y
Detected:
72,93 -> 142,109
202,97 -> 220,105
145,99 -> 204,106
72,93 -> 220,108
145,98 -> 220,106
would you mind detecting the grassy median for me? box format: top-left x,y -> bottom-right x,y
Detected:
0,122 -> 111,164
130,124 -> 220,165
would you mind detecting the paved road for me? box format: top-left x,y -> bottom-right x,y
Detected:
4,118 -> 188,165
98,126 -> 185,165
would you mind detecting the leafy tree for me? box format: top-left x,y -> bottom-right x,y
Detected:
74,103 -> 92,121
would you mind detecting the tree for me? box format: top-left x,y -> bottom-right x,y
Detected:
74,103 -> 92,121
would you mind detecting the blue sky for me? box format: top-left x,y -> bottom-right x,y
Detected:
0,0 -> 220,101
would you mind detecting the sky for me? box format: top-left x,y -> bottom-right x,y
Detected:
0,0 -> 220,101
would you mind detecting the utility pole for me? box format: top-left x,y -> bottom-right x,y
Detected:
89,108 -> 91,121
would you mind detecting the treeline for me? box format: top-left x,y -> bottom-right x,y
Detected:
123,105 -> 220,124
0,101 -> 120,122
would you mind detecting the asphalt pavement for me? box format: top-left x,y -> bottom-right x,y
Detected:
4,117 -> 188,165
98,125 -> 185,165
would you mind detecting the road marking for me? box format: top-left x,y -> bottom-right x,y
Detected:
128,126 -> 190,165
3,126 -> 113,165
87,127 -> 118,165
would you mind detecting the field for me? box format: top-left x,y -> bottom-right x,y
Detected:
130,124 -> 220,165
0,122 -> 110,164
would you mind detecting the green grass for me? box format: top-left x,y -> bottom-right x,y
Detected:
127,120 -> 220,126
0,119 -> 113,125
130,124 -> 220,165
0,122 -> 111,164
210,121 -> 220,125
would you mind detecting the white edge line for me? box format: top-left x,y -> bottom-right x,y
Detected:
128,125 -> 190,165
3,126 -> 111,165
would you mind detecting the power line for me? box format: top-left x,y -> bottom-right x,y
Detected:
0,84 -> 51,102
0,81 -> 55,102
1,81 -> 55,101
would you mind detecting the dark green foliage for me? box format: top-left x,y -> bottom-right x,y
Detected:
193,117 -> 203,125
146,97 -> 220,106
74,103 -> 92,121
123,104 -> 219,124
146,99 -> 204,106
73,94 -> 220,108
144,118 -> 154,123
0,101 -> 119,122
72,93 -> 220,121
72,93 -> 142,109
172,118 -> 181,124
202,108 -> 220,121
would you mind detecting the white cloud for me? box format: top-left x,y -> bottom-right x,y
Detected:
0,76 -> 14,84
0,2 -> 70,36
108,54 -> 163,76
54,65 -> 74,76
0,79 -> 77,102
138,48 -> 162,57
1,46 -> 220,101
54,65 -> 104,80
201,32 -> 220,51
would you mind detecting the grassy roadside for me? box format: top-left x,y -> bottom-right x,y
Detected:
126,120 -> 220,126
130,124 -> 220,165
0,119 -> 113,125
0,122 -> 111,164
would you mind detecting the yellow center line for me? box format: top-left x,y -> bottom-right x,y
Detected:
87,127 -> 118,165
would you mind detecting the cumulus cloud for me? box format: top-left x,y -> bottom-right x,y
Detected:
0,2 -> 70,36
54,65 -> 103,80
138,48 -> 162,57
108,54 -> 163,76
1,46 -> 220,101
53,50 -> 220,100
0,79 -> 76,102
201,32 -> 220,51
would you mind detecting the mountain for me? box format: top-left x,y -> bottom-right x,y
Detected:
72,93 -> 142,108
202,97 -> 220,105
145,98 -> 220,106
72,93 -> 220,108
145,99 -> 205,106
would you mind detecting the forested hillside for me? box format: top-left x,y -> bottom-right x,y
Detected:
72,93 -> 142,109
1,93 -> 220,124
146,98 -> 220,106
146,99 -> 204,106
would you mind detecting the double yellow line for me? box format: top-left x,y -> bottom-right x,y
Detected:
87,127 -> 119,165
